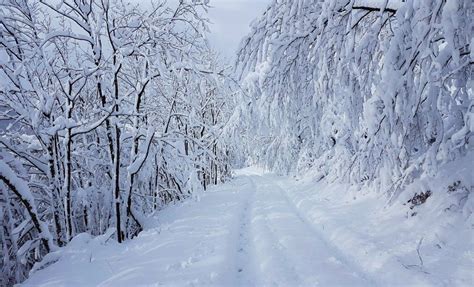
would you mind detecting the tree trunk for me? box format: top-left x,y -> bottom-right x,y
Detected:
114,126 -> 123,243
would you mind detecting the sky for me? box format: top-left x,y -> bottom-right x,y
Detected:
206,0 -> 270,60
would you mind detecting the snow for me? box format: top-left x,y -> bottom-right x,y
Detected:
0,48 -> 9,65
353,0 -> 404,10
0,160 -> 36,206
127,127 -> 155,174
0,160 -> 57,253
22,167 -> 473,286
2,0 -> 471,285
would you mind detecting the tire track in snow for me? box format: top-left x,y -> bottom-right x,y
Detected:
270,176 -> 377,286
235,176 -> 256,286
235,175 -> 303,286
250,176 -> 306,286
239,174 -> 373,286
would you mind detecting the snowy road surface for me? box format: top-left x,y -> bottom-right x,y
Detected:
23,168 -> 473,286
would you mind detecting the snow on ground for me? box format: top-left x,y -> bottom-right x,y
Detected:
23,167 -> 473,286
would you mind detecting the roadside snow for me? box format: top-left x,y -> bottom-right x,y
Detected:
23,167 -> 473,286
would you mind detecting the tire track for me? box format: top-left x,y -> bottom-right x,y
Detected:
247,174 -> 373,286
235,176 -> 256,286
270,176 -> 377,286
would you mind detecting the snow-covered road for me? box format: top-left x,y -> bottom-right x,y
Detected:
237,174 -> 370,286
23,168 -> 473,286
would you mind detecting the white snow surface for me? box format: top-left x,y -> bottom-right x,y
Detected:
23,167 -> 473,287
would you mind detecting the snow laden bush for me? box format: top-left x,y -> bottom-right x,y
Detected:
0,0 -> 234,284
235,0 -> 472,195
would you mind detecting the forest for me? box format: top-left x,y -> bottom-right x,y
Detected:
0,0 -> 472,286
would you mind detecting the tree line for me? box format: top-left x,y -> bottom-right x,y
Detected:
234,0 -> 472,199
0,0 -> 235,284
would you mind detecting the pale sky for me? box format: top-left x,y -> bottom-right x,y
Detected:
207,0 -> 270,60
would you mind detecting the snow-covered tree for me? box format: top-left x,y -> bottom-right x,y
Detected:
0,0 -> 234,284
236,0 -> 472,192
